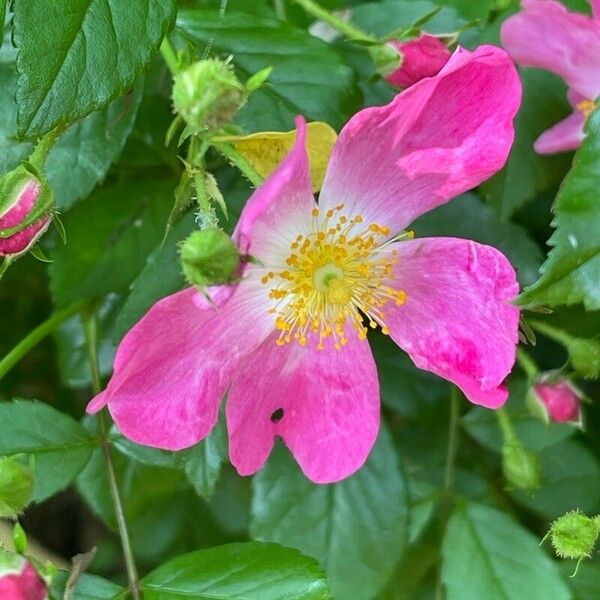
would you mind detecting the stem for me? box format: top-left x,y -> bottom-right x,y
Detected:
160,36 -> 180,76
29,126 -> 63,170
212,142 -> 264,187
293,0 -> 376,42
83,311 -> 140,600
496,407 -> 517,444
528,319 -> 574,347
0,300 -> 87,381
516,348 -> 539,379
443,387 -> 460,492
273,0 -> 287,20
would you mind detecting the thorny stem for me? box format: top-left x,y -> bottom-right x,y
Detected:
212,141 -> 264,187
160,36 -> 181,76
293,0 -> 376,42
0,300 -> 87,381
83,310 -> 140,600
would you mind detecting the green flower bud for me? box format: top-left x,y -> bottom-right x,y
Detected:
172,59 -> 246,131
546,511 -> 600,560
180,228 -> 240,289
368,43 -> 403,78
567,337 -> 600,379
502,441 -> 541,492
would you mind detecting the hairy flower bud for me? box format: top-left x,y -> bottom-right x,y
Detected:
546,511 -> 600,560
0,550 -> 47,600
0,168 -> 53,258
502,441 -> 541,492
180,228 -> 240,289
529,377 -> 582,426
567,337 -> 600,379
172,59 -> 246,131
383,34 -> 451,88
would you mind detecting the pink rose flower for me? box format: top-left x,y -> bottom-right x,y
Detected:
501,0 -> 600,154
532,379 -> 582,424
0,557 -> 47,600
88,45 -> 522,484
385,34 -> 451,88
0,177 -> 50,258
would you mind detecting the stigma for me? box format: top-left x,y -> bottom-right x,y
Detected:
260,204 -> 409,350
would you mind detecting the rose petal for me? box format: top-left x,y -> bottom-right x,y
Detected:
501,0 -> 600,100
227,328 -> 380,484
534,110 -> 586,154
0,217 -> 50,257
384,237 -> 520,408
318,45 -> 520,233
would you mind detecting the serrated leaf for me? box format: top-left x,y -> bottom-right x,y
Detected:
0,456 -> 33,517
141,542 -> 332,600
442,502 -> 571,600
0,400 -> 96,501
13,0 -> 176,137
175,9 -> 360,131
214,122 -> 337,192
519,109 -> 600,310
250,422 -> 409,600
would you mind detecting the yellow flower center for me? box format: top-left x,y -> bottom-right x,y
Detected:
260,203 -> 409,350
577,99 -> 597,118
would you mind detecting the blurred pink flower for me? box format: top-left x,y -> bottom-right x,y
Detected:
88,45 -> 522,484
0,558 -> 47,600
0,177 -> 50,258
501,0 -> 600,154
385,34 -> 451,88
533,379 -> 582,424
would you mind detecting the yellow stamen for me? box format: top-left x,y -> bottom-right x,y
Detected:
577,99 -> 597,118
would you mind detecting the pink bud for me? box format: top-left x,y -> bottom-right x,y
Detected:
0,558 -> 47,600
532,380 -> 582,424
0,178 -> 51,258
385,34 -> 451,88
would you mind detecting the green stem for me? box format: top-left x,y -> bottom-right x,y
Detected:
516,347 -> 539,379
83,311 -> 140,600
0,300 -> 87,381
29,126 -> 62,171
293,0 -> 376,42
160,36 -> 180,76
443,386 -> 460,492
528,320 -> 574,347
496,407 -> 517,444
273,0 -> 287,20
212,142 -> 264,187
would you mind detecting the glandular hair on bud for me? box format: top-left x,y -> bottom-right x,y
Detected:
172,59 -> 246,131
502,442 -> 541,492
180,228 -> 240,289
546,510 -> 600,560
568,337 -> 600,379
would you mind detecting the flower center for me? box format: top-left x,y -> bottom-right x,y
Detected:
261,204 -> 409,350
577,99 -> 596,118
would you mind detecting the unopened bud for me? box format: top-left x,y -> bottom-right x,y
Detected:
502,441 -> 541,492
383,34 -> 450,88
180,228 -> 240,289
172,59 -> 246,131
368,43 -> 402,78
567,337 -> 600,379
545,511 -> 600,560
529,377 -> 582,426
0,550 -> 47,600
0,168 -> 53,258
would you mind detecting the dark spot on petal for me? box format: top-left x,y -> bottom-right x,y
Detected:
270,408 -> 284,423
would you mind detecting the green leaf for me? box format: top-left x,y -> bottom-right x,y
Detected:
0,1 -> 5,40
141,542 -> 331,599
519,109 -> 600,310
561,561 -> 600,600
12,0 -> 176,137
414,193 -> 544,287
251,422 -> 409,600
442,502 -> 571,600
49,179 -> 173,307
511,440 -> 600,519
0,400 -> 96,501
481,69 -> 573,220
0,456 -> 33,517
50,572 -> 124,600
175,9 -> 360,131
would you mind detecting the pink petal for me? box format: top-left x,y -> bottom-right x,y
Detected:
88,275 -> 273,451
534,110 -> 586,154
0,180 -> 40,228
227,329 -> 380,484
0,562 -> 47,600
386,35 -> 451,88
318,45 -> 520,233
501,0 -> 600,100
233,116 -> 315,265
593,0 -> 600,19
384,237 -> 520,408
0,217 -> 50,257
534,381 -> 581,423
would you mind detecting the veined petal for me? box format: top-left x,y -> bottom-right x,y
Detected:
384,237 -> 520,408
87,274 -> 272,450
233,116 -> 316,266
501,0 -> 600,100
318,45 -> 520,233
227,328 -> 380,484
534,110 -> 586,154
